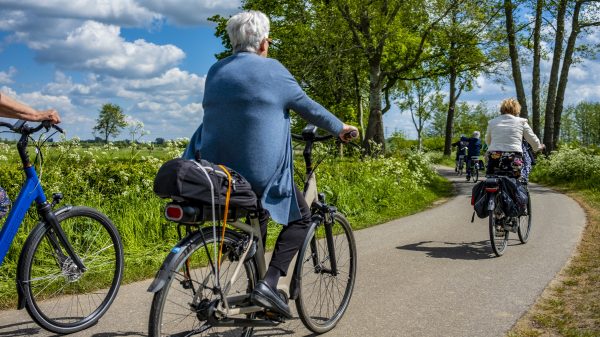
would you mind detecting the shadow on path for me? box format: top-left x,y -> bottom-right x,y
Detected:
396,240 -> 521,260
0,321 -> 58,337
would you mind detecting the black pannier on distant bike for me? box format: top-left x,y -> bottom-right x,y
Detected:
471,180 -> 489,219
153,158 -> 257,210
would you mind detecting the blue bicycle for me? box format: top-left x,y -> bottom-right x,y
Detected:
0,120 -> 123,334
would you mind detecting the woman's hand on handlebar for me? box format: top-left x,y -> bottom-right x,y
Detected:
339,124 -> 359,142
36,109 -> 61,124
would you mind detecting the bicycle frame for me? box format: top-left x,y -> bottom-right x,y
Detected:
0,121 -> 85,271
0,166 -> 46,265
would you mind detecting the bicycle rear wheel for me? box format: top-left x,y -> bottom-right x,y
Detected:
18,206 -> 123,334
489,209 -> 509,257
149,228 -> 256,337
518,193 -> 532,244
295,213 -> 356,334
473,164 -> 479,182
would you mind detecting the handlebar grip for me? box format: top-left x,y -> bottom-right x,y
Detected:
52,124 -> 65,134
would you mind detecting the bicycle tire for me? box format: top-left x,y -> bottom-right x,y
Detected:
295,213 -> 357,334
149,228 -> 256,337
18,206 -> 123,334
458,159 -> 464,175
518,193 -> 532,244
473,166 -> 479,182
489,209 -> 509,257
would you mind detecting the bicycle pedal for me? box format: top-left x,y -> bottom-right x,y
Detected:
264,310 -> 287,322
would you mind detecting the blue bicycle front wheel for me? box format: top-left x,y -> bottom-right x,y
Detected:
17,206 -> 123,334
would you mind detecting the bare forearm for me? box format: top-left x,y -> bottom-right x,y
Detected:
0,93 -> 60,123
0,93 -> 42,121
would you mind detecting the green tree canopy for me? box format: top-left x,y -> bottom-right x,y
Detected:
93,103 -> 128,144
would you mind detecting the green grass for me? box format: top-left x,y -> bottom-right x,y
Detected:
507,148 -> 600,337
0,142 -> 452,309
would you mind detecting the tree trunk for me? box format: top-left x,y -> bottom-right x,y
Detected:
504,0 -> 529,119
553,1 -> 582,148
443,69 -> 458,156
354,71 -> 365,141
531,0 -> 543,136
363,61 -> 385,153
543,0 -> 568,152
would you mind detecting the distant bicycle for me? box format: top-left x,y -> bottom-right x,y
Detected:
0,120 -> 123,334
456,150 -> 467,176
148,125 -> 357,336
466,156 -> 480,183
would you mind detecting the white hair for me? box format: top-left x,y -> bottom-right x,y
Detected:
226,11 -> 270,54
473,131 -> 481,138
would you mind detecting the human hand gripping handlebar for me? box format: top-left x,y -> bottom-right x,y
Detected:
341,130 -> 359,142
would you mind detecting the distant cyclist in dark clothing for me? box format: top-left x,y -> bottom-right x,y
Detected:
452,135 -> 469,173
466,131 -> 482,180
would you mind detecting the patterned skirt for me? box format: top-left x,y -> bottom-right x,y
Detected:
486,151 -> 523,177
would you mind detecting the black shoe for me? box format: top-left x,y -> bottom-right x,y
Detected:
250,280 -> 292,319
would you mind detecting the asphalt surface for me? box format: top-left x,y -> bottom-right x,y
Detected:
0,167 -> 586,337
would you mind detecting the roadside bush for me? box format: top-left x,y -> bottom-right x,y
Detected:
530,145 -> 600,190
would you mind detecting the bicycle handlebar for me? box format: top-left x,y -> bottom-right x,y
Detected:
0,120 -> 64,135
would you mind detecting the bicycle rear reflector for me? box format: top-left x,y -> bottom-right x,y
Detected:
165,205 -> 183,221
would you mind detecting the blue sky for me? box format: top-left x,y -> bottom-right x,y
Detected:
1,1 -> 600,141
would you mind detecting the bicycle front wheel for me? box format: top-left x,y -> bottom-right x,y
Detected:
518,193 -> 532,244
489,209 -> 509,257
149,228 -> 257,337
18,206 -> 123,334
295,213 -> 357,334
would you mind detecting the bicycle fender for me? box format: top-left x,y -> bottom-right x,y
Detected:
147,230 -> 204,293
289,215 -> 321,301
16,205 -> 73,309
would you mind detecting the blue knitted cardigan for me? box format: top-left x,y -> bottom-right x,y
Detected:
184,52 -> 343,225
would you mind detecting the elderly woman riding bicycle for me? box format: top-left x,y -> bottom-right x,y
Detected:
183,10 -> 358,318
485,98 -> 544,180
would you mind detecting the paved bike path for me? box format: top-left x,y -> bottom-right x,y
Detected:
0,167 -> 586,337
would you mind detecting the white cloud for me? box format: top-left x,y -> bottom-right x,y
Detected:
0,67 -> 16,84
0,1 -> 159,27
30,21 -> 185,78
0,66 -> 205,139
142,0 -> 240,25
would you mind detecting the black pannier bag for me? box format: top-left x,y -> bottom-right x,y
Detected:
471,181 -> 488,219
153,158 -> 258,211
497,177 -> 527,217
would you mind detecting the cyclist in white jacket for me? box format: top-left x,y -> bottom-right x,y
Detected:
485,98 -> 544,178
